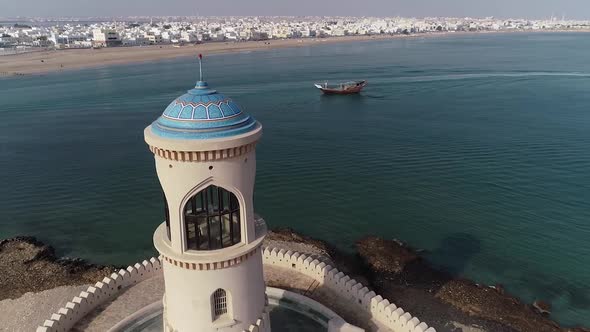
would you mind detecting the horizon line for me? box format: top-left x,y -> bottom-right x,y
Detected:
1,14 -> 588,21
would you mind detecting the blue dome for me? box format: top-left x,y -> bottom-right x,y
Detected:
150,81 -> 257,139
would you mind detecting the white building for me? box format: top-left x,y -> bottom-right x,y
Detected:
92,28 -> 121,47
145,33 -> 163,44
143,71 -> 269,331
180,31 -> 197,42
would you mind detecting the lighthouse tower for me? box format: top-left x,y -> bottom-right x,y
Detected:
144,60 -> 269,332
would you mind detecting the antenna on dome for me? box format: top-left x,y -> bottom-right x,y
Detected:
198,54 -> 203,82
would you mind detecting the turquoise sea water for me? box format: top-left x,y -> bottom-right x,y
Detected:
1,33 -> 589,326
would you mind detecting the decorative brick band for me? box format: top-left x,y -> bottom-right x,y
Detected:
148,143 -> 256,162
162,247 -> 259,271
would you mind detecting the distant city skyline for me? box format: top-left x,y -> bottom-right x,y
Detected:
1,0 -> 589,20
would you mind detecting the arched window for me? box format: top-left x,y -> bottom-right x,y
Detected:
164,193 -> 171,241
212,288 -> 228,319
184,185 -> 241,251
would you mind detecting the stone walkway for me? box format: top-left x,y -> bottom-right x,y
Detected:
0,285 -> 89,332
72,274 -> 165,332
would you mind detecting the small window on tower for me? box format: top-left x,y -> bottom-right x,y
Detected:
212,288 -> 228,320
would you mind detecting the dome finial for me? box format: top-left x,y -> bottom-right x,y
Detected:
198,53 -> 203,82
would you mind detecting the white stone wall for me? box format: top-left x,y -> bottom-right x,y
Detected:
35,257 -> 163,332
261,247 -> 436,332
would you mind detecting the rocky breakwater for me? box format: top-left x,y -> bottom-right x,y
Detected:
356,236 -> 589,332
1,232 -> 589,332
0,236 -> 117,301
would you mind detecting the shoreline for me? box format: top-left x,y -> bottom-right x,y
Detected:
1,29 -> 589,76
1,232 -> 588,332
268,229 -> 587,332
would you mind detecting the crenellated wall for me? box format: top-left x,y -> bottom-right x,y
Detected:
35,257 -> 163,332
35,246 -> 437,332
261,247 -> 437,332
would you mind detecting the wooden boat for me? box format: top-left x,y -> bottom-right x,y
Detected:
314,80 -> 367,95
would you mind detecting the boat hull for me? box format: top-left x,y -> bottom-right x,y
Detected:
320,86 -> 364,95
315,81 -> 367,95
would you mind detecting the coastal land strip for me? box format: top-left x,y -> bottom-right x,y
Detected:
2,30 -> 590,77
1,231 -> 588,332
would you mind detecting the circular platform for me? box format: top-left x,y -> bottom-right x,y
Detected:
110,287 -> 344,332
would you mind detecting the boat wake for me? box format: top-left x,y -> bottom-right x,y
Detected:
388,72 -> 590,83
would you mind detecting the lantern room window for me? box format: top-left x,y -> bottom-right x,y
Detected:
184,185 -> 241,251
164,193 -> 171,241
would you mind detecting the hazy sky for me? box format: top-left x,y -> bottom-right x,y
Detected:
2,0 -> 589,20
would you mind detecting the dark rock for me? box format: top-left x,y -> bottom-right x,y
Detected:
266,228 -> 333,256
354,235 -> 581,332
356,236 -> 419,274
570,328 -> 590,332
0,236 -> 118,300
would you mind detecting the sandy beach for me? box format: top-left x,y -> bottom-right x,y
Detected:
0,34 -> 408,76
3,30 -> 587,76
